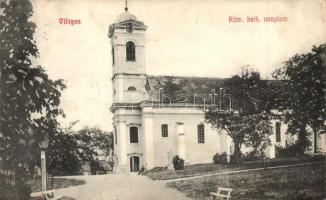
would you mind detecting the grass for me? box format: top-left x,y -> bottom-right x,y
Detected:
27,177 -> 86,193
167,162 -> 326,200
146,156 -> 326,180
146,164 -> 241,180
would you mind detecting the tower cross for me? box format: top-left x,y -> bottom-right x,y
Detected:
125,0 -> 128,12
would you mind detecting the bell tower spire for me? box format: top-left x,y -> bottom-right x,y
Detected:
125,0 -> 128,12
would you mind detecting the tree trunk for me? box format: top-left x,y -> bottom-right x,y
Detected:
297,125 -> 308,155
233,139 -> 241,166
313,130 -> 318,153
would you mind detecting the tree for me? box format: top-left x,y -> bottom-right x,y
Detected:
0,0 -> 65,198
244,120 -> 272,158
273,44 -> 326,154
46,121 -> 82,176
205,67 -> 273,164
45,125 -> 113,175
75,127 -> 113,162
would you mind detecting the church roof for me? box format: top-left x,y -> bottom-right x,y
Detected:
145,75 -> 226,103
145,75 -> 281,104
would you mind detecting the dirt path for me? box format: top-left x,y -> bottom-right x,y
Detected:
53,173 -> 191,200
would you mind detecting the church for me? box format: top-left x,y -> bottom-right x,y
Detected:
108,7 -> 326,173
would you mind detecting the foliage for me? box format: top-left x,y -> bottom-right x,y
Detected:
90,160 -> 110,174
172,155 -> 184,170
213,152 -> 228,165
0,183 -> 31,200
46,124 -> 113,176
242,151 -> 260,162
47,130 -> 82,176
0,0 -> 65,198
244,120 -> 272,158
275,145 -> 302,158
272,44 -> 326,153
74,127 -> 113,162
205,67 -> 273,165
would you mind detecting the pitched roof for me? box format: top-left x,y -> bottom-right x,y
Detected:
145,75 -> 226,103
144,75 -> 281,104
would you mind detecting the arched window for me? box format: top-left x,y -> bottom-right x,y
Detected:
197,124 -> 205,143
128,86 -> 136,91
126,41 -> 136,61
130,126 -> 138,143
161,124 -> 168,137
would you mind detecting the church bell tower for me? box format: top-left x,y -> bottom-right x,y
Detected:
108,3 -> 148,173
108,5 -> 148,104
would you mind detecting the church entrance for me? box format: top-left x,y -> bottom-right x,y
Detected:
129,156 -> 140,172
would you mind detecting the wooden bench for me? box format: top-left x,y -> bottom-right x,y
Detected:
209,187 -> 232,200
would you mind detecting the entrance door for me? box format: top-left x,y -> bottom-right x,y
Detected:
129,156 -> 140,172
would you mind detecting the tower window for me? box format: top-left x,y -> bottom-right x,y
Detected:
161,124 -> 168,137
275,122 -> 281,142
126,41 -> 136,61
130,126 -> 138,143
128,86 -> 136,91
197,124 -> 205,144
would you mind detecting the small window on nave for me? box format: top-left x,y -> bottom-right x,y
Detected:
161,124 -> 168,137
197,124 -> 205,144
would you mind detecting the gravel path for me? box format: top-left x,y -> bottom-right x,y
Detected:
53,173 -> 191,200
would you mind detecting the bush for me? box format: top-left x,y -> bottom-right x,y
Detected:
0,182 -> 31,200
213,152 -> 240,165
172,155 -> 184,170
242,151 -> 260,162
90,160 -> 107,174
275,145 -> 302,158
213,152 -> 228,164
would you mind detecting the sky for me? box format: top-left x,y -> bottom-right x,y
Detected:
31,0 -> 326,131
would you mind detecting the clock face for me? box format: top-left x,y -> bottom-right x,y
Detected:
126,23 -> 134,33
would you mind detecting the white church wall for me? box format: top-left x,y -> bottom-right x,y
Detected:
151,113 -> 180,167
148,107 -> 229,168
142,107 -> 155,169
184,120 -> 227,165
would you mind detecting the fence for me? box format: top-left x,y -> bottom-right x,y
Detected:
0,169 -> 16,186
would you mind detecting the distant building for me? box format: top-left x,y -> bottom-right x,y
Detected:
81,161 -> 91,175
108,7 -> 325,173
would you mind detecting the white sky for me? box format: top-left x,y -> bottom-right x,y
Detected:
32,0 -> 326,131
